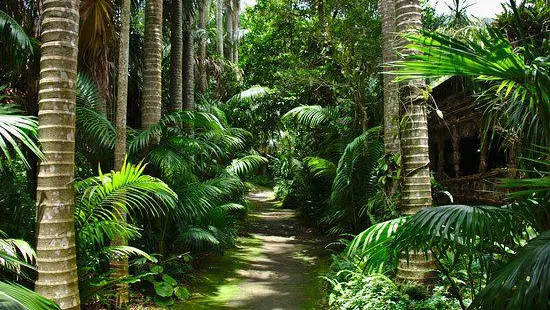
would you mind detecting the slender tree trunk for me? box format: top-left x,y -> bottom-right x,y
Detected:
111,0 -> 131,306
231,0 -> 239,64
380,0 -> 400,155
317,0 -> 329,40
225,0 -> 233,62
35,0 -> 81,308
198,0 -> 211,93
395,0 -> 437,284
216,0 -> 224,56
142,0 -> 164,129
183,17 -> 195,111
170,0 -> 184,112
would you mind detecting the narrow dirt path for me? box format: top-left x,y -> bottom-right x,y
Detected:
179,187 -> 329,309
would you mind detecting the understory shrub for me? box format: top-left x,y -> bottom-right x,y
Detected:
324,256 -> 461,310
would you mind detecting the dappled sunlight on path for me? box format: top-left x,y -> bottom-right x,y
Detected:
177,187 -> 329,310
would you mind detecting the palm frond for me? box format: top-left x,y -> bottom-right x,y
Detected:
282,105 -> 332,128
0,281 -> 60,310
0,10 -> 35,77
330,127 -> 383,209
76,73 -> 102,109
0,104 -> 43,168
304,157 -> 336,180
76,106 -> 116,150
227,85 -> 270,103
346,218 -> 406,274
0,232 -> 35,273
216,203 -> 246,213
470,230 -> 550,310
128,111 -> 224,154
102,245 -> 156,262
179,227 -> 220,250
75,159 -> 178,222
0,11 -> 33,53
394,205 -> 525,252
226,155 -> 268,177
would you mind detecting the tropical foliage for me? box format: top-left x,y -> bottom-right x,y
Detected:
0,0 -> 549,309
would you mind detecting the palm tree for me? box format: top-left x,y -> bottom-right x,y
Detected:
197,0 -> 212,93
111,0 -> 131,305
79,0 -> 115,117
379,0 -> 400,155
34,0 -> 81,308
142,0 -> 164,129
225,0 -> 233,62
231,0 -> 239,64
216,0 -> 224,56
183,16 -> 195,111
394,0 -> 436,283
170,0 -> 184,112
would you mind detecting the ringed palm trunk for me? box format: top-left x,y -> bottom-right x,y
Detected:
225,0 -> 233,62
231,0 -> 239,64
170,0 -> 184,112
142,0 -> 164,129
183,17 -> 195,111
198,0 -> 212,93
379,0 -> 400,155
395,0 -> 437,284
111,0 -> 131,305
35,0 -> 81,309
216,0 -> 224,56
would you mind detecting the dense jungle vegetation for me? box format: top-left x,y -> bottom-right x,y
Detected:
0,0 -> 548,309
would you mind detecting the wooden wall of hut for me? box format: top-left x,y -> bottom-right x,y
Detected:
428,76 -> 514,205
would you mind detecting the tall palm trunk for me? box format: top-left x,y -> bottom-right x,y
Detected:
216,0 -> 224,56
225,0 -> 233,62
170,0 -> 184,112
35,0 -> 81,309
231,0 -> 239,64
183,17 -> 195,111
142,0 -> 164,129
111,0 -> 131,305
379,0 -> 400,155
198,0 -> 211,93
395,0 -> 437,284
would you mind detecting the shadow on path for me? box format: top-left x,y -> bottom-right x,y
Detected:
176,187 -> 330,310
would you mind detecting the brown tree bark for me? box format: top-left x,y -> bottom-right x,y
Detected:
231,0 -> 239,64
183,17 -> 195,111
225,0 -> 233,62
197,0 -> 212,93
216,0 -> 224,56
170,0 -> 184,112
142,0 -> 164,129
379,0 -> 401,155
35,0 -> 81,308
111,0 -> 131,305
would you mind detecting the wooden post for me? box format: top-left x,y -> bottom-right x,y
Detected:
452,127 -> 461,178
508,136 -> 517,178
478,133 -> 488,173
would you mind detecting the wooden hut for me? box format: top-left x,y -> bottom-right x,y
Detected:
428,76 -> 516,205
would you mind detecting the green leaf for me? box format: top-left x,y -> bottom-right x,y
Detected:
162,274 -> 177,286
174,287 -> 190,300
154,296 -> 174,306
154,282 -> 174,297
150,265 -> 164,274
0,281 -> 60,310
